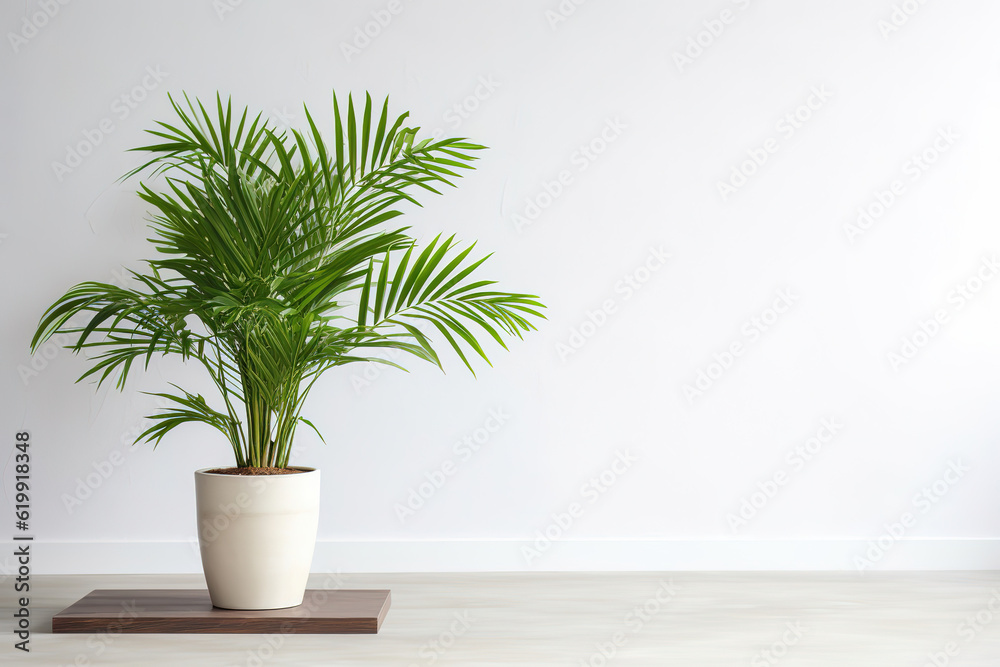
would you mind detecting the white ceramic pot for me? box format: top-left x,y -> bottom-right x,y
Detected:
195,467 -> 320,610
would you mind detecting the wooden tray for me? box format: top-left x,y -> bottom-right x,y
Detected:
52,589 -> 391,634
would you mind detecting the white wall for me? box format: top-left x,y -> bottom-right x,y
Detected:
3,0 -> 1000,574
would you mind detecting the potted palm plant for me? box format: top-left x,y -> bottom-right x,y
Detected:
31,92 -> 544,610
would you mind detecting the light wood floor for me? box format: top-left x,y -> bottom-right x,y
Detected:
9,571 -> 1000,665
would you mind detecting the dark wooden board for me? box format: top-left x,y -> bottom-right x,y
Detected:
52,589 -> 391,634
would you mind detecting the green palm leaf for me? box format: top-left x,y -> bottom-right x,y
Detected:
31,90 -> 545,468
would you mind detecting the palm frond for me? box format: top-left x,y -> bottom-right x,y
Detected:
32,90 -> 544,468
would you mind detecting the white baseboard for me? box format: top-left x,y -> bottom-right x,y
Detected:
7,539 -> 1000,576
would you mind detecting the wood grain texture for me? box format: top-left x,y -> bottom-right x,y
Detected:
51,589 -> 391,634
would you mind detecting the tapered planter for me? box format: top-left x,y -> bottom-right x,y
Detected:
195,467 -> 320,610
